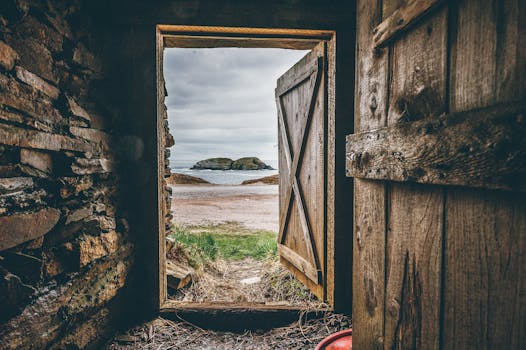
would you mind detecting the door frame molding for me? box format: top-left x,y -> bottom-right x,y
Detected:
155,25 -> 347,313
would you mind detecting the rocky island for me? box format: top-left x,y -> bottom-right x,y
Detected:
191,157 -> 274,170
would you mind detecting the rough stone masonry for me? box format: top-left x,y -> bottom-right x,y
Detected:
0,1 -> 173,348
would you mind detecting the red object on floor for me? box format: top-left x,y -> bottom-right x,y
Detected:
315,329 -> 352,350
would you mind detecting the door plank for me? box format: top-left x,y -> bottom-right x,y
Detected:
384,8 -> 447,350
353,0 -> 389,348
443,0 -> 526,348
374,0 -> 444,48
444,189 -> 526,349
278,244 -> 321,283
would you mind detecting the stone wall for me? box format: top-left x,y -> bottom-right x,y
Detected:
0,1 -> 134,348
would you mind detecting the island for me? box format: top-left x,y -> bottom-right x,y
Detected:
191,157 -> 274,170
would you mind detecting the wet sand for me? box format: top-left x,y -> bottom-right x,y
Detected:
170,184 -> 279,232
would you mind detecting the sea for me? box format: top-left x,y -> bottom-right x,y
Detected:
170,160 -> 279,185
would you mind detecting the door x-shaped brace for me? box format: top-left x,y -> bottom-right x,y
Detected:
276,56 -> 323,284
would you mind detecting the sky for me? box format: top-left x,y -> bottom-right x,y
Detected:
163,47 -> 309,168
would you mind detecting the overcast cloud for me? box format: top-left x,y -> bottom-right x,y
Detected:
163,47 -> 308,168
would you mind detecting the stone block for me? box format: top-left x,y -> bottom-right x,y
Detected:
44,214 -> 116,247
0,73 -> 63,127
59,176 -> 93,199
0,177 -> 33,194
0,187 -> 48,213
71,157 -> 113,175
49,308 -> 111,350
20,148 -> 52,174
72,43 -> 101,73
15,66 -> 60,100
66,95 -> 91,122
69,127 -> 110,153
64,206 -> 92,226
0,123 -> 98,154
79,231 -> 121,267
42,244 -> 76,278
7,37 -> 57,84
2,249 -> 132,349
44,13 -> 72,39
14,15 -> 63,53
0,208 -> 60,251
0,40 -> 18,71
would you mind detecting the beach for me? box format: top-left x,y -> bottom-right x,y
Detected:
170,184 -> 279,232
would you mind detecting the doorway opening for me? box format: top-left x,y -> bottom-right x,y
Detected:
165,46 -> 321,307
156,26 -> 338,317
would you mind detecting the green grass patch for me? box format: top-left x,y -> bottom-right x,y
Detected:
170,223 -> 277,262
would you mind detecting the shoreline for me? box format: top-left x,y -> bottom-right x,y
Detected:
170,183 -> 279,232
168,171 -> 279,186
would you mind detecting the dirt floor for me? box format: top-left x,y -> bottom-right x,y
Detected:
170,256 -> 321,307
170,184 -> 278,232
106,312 -> 352,350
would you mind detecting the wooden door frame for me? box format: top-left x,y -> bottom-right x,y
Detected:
155,25 -> 347,315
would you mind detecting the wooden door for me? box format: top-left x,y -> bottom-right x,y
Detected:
276,42 -> 326,300
350,0 -> 526,349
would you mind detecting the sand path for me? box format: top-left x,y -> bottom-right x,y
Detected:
170,184 -> 279,232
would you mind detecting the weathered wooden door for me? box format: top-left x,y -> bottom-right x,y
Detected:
275,42 -> 327,300
350,0 -> 526,349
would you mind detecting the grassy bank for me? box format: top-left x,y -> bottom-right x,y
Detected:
167,222 -> 322,306
169,222 -> 277,265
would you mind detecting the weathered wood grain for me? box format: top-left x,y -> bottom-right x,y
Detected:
352,0 -> 389,348
443,189 -> 526,349
346,103 -> 526,191
161,301 -> 327,331
164,35 -> 320,50
161,26 -> 333,50
450,0 -> 496,112
374,0 -> 444,48
278,245 -> 320,284
385,185 -> 443,350
383,7 -> 447,350
443,0 -> 526,348
276,42 -> 325,298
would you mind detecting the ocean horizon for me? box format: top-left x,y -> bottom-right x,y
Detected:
172,168 -> 279,185
170,159 -> 279,185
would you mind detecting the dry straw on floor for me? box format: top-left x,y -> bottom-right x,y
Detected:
107,312 -> 352,350
170,256 -> 325,308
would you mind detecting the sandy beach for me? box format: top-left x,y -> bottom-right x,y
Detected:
170,184 -> 279,232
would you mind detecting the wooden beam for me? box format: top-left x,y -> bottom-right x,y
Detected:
346,103 -> 526,191
161,25 -> 333,50
160,301 -> 328,331
373,0 -> 444,48
163,35 -> 319,50
158,25 -> 334,39
278,244 -> 321,284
